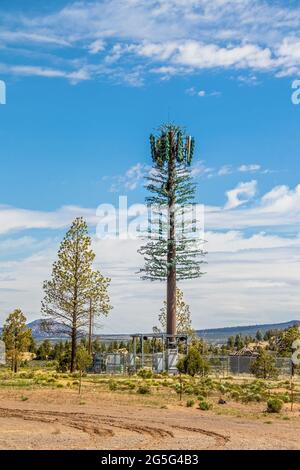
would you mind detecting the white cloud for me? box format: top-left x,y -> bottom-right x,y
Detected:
191,161 -> 266,179
1,0 -> 300,84
238,164 -> 261,172
108,163 -> 149,192
190,160 -> 215,178
205,230 -> 300,253
206,183 -> 300,230
218,165 -> 232,176
0,204 -> 98,235
88,39 -> 106,54
186,87 -> 221,97
0,63 -> 91,83
0,31 -> 70,47
225,180 -> 257,209
1,181 -> 298,238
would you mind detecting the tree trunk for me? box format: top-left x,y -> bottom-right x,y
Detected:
14,352 -> 18,373
79,370 -> 82,395
88,298 -> 93,355
167,130 -> 177,344
71,234 -> 79,373
70,327 -> 77,373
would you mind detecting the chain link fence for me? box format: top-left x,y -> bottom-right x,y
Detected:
91,351 -> 296,377
206,355 -> 294,377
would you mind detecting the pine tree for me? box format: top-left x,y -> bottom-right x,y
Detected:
42,217 -> 112,372
2,309 -> 32,373
139,124 -> 205,342
256,330 -> 263,342
156,288 -> 193,335
87,270 -> 112,354
36,339 -> 52,360
250,349 -> 278,379
76,345 -> 92,395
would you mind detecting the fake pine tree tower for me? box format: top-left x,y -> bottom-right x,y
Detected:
139,124 -> 205,345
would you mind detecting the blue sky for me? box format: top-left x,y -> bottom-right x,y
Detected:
0,0 -> 300,333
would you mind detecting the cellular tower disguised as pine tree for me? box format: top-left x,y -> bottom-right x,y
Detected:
139,124 -> 205,345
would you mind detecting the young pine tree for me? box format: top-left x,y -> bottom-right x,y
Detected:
156,288 -> 193,335
42,217 -> 112,372
2,309 -> 32,373
250,349 -> 278,379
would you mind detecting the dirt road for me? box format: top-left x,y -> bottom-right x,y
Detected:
0,389 -> 299,450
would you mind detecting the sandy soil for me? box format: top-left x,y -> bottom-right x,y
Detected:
0,388 -> 299,450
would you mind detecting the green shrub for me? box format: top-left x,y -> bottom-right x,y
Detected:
137,368 -> 153,379
177,348 -> 210,377
137,384 -> 151,395
123,380 -> 135,390
19,371 -> 35,379
197,394 -> 206,402
253,393 -> 263,402
183,385 -> 195,395
267,397 -> 283,413
242,392 -> 262,403
230,390 -> 241,400
276,393 -> 290,403
218,384 -> 227,394
250,350 -> 278,379
47,377 -> 57,383
198,399 -> 212,411
108,380 -> 117,391
186,399 -> 195,408
45,360 -> 58,369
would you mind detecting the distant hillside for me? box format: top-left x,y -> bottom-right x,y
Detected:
1,319 -> 299,344
196,320 -> 300,345
27,319 -> 69,340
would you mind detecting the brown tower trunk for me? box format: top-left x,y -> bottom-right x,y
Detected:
166,130 -> 176,343
88,297 -> 93,355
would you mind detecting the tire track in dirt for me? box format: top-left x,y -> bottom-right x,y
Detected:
0,407 -> 172,445
170,424 -> 230,447
0,407 -> 229,449
101,412 -> 229,448
0,407 -> 113,438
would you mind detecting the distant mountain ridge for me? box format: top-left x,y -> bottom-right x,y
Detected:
27,319 -> 69,340
196,320 -> 300,344
1,319 -> 299,343
0,319 -> 69,340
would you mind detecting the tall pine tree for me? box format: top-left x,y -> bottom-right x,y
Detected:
42,217 -> 112,372
139,124 -> 205,343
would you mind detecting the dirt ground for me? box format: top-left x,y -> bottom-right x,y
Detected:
0,388 -> 299,450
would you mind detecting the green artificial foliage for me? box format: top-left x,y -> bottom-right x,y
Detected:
140,124 -> 205,339
139,124 -> 205,283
